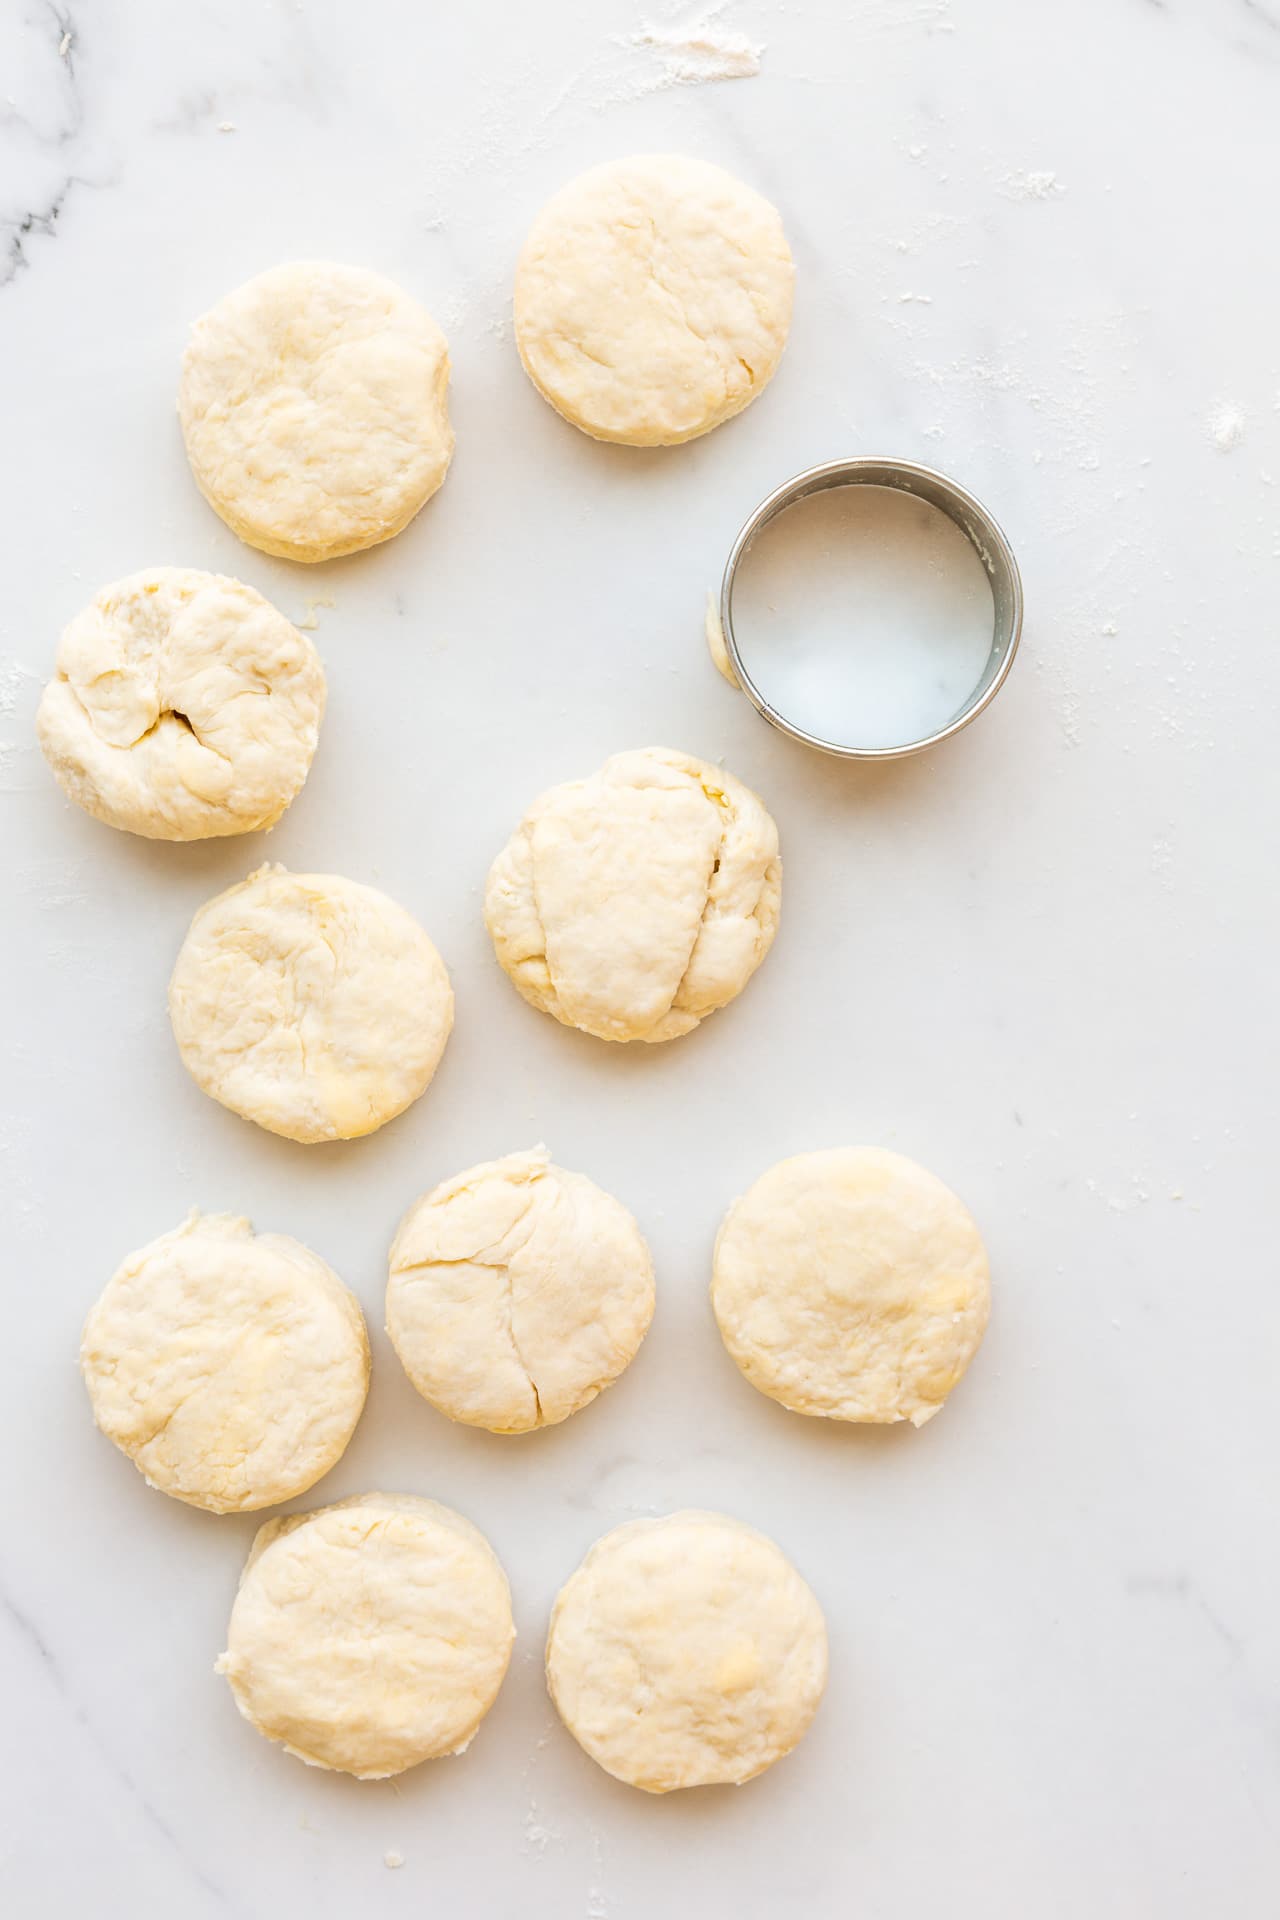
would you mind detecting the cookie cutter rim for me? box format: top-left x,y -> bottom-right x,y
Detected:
719,457 -> 1024,761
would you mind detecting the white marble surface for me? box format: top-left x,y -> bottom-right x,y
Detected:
2,1 -> 1278,1913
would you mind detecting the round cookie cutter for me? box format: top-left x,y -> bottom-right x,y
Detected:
719,458 -> 1023,761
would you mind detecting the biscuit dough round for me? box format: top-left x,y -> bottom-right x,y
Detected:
218,1493 -> 514,1778
178,261 -> 454,561
485,747 -> 780,1044
712,1148 -> 991,1427
387,1147 -> 654,1434
514,155 -> 794,446
170,864 -> 453,1143
35,568 -> 325,840
546,1511 -> 827,1793
80,1211 -> 369,1513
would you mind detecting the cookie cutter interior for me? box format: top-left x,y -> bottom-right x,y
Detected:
719,458 -> 1023,760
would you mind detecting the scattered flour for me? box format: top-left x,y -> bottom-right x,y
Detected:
1206,403 -> 1245,452
0,737 -> 22,791
1151,833 -> 1175,892
587,1823 -> 609,1916
630,7 -> 763,82
440,287 -> 472,334
591,1820 -> 610,1912
0,657 -> 29,714
999,169 -> 1064,201
1086,1172 -> 1157,1214
21,858 -> 85,909
523,1800 -> 561,1855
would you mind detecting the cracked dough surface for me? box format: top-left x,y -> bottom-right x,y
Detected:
218,1493 -> 514,1778
514,155 -> 794,446
80,1211 -> 368,1513
546,1511 -> 827,1793
712,1148 -> 991,1427
386,1147 -> 654,1434
170,864 -> 453,1143
178,261 -> 453,561
35,568 -> 325,840
484,746 -> 780,1044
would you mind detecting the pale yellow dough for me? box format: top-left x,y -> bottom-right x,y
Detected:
178,261 -> 453,561
387,1147 -> 654,1434
514,155 -> 794,446
704,591 -> 739,686
36,568 -> 324,840
546,1511 -> 827,1793
712,1148 -> 991,1427
169,865 -> 453,1143
218,1493 -> 514,1778
80,1211 -> 368,1513
484,747 -> 781,1044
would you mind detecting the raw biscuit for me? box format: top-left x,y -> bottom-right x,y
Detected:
218,1493 -> 514,1777
514,155 -> 794,445
484,746 -> 780,1044
712,1147 -> 991,1427
387,1147 -> 654,1433
169,864 -> 453,1143
80,1211 -> 368,1513
546,1511 -> 827,1792
178,261 -> 453,561
36,568 -> 324,840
